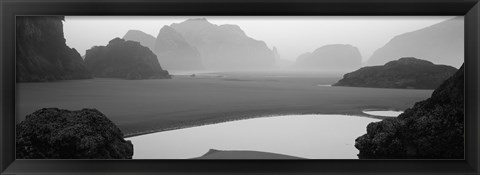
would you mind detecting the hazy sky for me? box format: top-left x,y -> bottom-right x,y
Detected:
64,16 -> 456,62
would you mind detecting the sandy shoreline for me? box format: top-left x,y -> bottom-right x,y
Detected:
194,149 -> 305,159
123,109 -> 392,138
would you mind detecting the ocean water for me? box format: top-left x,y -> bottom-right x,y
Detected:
129,114 -> 384,159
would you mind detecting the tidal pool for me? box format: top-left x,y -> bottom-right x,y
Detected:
129,114 -> 382,159
363,110 -> 404,117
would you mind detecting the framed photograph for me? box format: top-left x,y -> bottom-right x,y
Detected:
1,0 -> 479,174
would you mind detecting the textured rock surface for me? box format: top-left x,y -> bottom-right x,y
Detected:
16,108 -> 133,159
295,44 -> 362,72
334,57 -> 457,89
84,38 -> 171,79
170,18 -> 275,70
16,16 -> 91,82
355,64 -> 464,159
367,17 -> 463,67
154,25 -> 203,70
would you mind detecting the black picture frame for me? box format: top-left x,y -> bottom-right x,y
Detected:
1,0 -> 479,174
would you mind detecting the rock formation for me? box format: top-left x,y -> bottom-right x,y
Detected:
84,38 -> 171,79
16,16 -> 91,82
123,30 -> 156,51
272,46 -> 293,69
295,44 -> 362,72
333,57 -> 457,89
355,64 -> 464,159
170,18 -> 275,70
154,25 -> 203,70
367,17 -> 463,68
16,108 -> 134,159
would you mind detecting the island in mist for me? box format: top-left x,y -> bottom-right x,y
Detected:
15,16 -> 464,160
294,44 -> 362,72
123,18 -> 275,71
367,16 -> 463,67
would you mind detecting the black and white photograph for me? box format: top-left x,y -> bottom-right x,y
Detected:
15,16 -> 464,159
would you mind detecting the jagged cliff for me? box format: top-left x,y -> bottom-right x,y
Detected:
355,64 -> 464,158
154,25 -> 203,70
170,18 -> 275,70
16,16 -> 91,82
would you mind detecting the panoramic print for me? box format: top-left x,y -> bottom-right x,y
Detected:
16,16 -> 464,159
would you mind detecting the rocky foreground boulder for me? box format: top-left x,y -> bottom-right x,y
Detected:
333,57 -> 457,89
16,108 -> 133,159
84,38 -> 171,80
16,16 -> 91,82
355,64 -> 464,159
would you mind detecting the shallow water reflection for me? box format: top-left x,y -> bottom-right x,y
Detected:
363,110 -> 403,117
129,114 -> 381,159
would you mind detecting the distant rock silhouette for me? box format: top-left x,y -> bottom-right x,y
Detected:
154,25 -> 203,70
84,38 -> 171,79
272,47 -> 280,60
333,57 -> 457,89
367,17 -> 463,67
170,18 -> 275,70
295,44 -> 362,72
123,30 -> 156,51
16,108 -> 133,159
16,16 -> 91,82
355,64 -> 464,159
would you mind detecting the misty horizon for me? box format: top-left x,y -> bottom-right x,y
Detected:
16,15 -> 465,159
63,16 -> 460,66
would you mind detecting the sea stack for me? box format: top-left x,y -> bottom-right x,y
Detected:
84,38 -> 171,80
123,30 -> 156,51
170,18 -> 276,70
154,25 -> 203,70
295,44 -> 362,72
333,57 -> 457,89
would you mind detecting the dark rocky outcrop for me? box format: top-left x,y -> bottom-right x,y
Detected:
170,18 -> 275,70
84,38 -> 171,79
295,44 -> 362,72
355,64 -> 464,159
16,108 -> 133,159
367,17 -> 463,68
333,57 -> 457,89
154,25 -> 203,70
123,30 -> 156,51
16,16 -> 91,82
